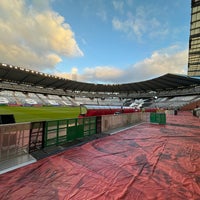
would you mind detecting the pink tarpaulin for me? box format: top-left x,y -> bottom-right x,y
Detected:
0,112 -> 200,200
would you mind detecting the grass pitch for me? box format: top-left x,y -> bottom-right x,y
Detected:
0,106 -> 80,123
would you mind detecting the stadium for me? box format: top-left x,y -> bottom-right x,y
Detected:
0,63 -> 200,112
0,0 -> 200,199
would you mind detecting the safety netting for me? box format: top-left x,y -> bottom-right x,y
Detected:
0,112 -> 200,199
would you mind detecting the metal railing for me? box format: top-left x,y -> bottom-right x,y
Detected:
0,113 -> 151,162
0,123 -> 30,161
44,117 -> 97,147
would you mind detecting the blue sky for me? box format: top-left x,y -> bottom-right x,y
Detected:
0,0 -> 191,83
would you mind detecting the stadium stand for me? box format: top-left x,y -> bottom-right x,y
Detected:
1,2 -> 200,198
0,89 -> 200,110
147,95 -> 199,110
0,63 -> 200,110
0,97 -> 9,105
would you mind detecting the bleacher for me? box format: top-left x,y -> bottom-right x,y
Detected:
0,88 -> 200,110
121,95 -> 200,110
0,91 -> 18,105
147,95 -> 199,110
0,90 -> 78,107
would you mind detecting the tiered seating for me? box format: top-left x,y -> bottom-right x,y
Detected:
129,99 -> 144,108
74,97 -> 98,105
14,91 -> 27,105
149,95 -> 198,109
0,88 -> 199,109
98,97 -> 122,106
61,96 -> 73,106
169,96 -> 197,102
0,91 -> 17,105
47,94 -> 63,106
27,93 -> 43,105
14,91 -> 41,106
35,94 -> 50,105
0,97 -> 9,104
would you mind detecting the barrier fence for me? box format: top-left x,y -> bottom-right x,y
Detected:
29,121 -> 45,153
0,112 -> 151,162
44,117 -> 97,147
0,123 -> 30,161
101,112 -> 149,133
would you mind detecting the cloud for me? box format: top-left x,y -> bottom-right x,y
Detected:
55,72 -> 71,80
0,0 -> 83,71
122,46 -> 188,82
55,67 -> 79,80
67,46 -> 188,84
112,14 -> 145,39
71,67 -> 78,74
112,1 -> 124,14
126,0 -> 133,6
112,6 -> 169,40
29,0 -> 52,11
96,10 -> 107,21
80,66 -> 125,83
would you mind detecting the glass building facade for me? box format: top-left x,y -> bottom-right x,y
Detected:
188,0 -> 200,77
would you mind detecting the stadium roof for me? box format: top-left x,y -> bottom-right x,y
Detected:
1,63 -> 200,93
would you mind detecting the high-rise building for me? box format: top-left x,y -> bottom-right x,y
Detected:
188,0 -> 200,77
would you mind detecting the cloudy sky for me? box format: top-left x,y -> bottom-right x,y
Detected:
0,0 -> 190,83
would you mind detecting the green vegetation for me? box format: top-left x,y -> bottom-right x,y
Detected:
0,106 -> 80,123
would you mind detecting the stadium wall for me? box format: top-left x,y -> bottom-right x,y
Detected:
101,112 -> 149,133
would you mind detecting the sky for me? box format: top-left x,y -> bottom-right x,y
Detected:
0,0 -> 191,84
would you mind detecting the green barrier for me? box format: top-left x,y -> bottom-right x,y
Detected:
67,125 -> 84,141
44,117 -> 96,147
150,112 -> 166,125
159,113 -> 166,125
150,112 -> 156,123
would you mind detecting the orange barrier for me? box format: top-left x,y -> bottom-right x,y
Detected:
0,112 -> 199,199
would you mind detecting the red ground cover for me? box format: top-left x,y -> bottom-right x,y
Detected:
0,112 -> 199,199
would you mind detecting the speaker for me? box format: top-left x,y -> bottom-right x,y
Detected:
0,114 -> 15,124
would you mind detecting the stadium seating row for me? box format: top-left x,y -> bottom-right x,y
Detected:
0,89 -> 199,109
0,90 -> 123,107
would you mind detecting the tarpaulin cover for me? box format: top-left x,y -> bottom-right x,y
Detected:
0,112 -> 200,200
